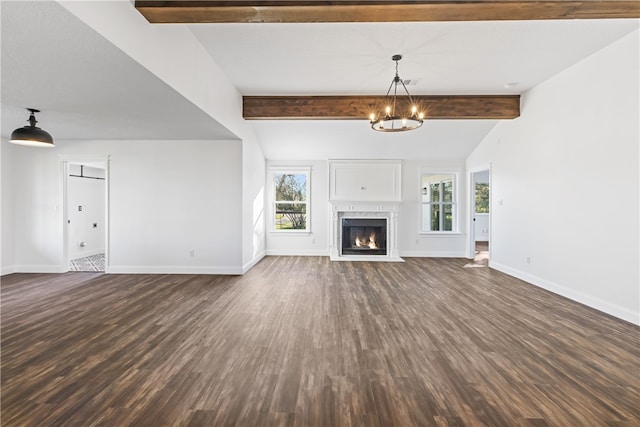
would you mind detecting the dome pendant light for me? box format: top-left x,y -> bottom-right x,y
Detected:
10,108 -> 55,147
370,55 -> 424,132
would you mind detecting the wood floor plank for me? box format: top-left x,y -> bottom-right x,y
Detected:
2,257 -> 639,426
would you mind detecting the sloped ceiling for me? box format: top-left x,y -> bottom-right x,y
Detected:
1,1 -> 638,160
1,1 -> 237,142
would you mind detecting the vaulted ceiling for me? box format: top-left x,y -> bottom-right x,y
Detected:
1,1 -> 638,160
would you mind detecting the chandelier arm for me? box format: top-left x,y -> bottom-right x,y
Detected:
393,80 -> 398,120
370,54 -> 424,132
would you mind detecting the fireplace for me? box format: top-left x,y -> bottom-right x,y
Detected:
341,218 -> 387,256
329,203 -> 402,262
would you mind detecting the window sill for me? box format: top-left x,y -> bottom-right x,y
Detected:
271,230 -> 311,235
419,232 -> 462,237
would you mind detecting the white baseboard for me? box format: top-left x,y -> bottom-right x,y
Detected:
242,251 -> 266,274
399,250 -> 466,258
107,265 -> 243,275
490,261 -> 639,326
10,265 -> 68,274
265,249 -> 329,256
1,265 -> 16,276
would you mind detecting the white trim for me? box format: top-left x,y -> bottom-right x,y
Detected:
490,261 -> 640,326
467,163 -> 492,259
1,266 -> 16,276
328,160 -> 402,202
399,250 -> 466,258
329,203 -> 401,261
419,168 -> 461,234
11,265 -> 68,274
242,251 -> 266,273
332,254 -> 404,262
107,265 -> 243,275
268,166 -> 312,233
266,249 -> 329,256
60,155 -> 110,273
270,230 -> 312,235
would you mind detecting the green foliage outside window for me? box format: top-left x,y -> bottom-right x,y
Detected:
274,173 -> 308,230
475,183 -> 489,213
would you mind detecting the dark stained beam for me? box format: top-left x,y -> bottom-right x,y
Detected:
242,95 -> 520,120
135,1 -> 640,23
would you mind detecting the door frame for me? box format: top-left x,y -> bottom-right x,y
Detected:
467,164 -> 491,260
60,154 -> 110,273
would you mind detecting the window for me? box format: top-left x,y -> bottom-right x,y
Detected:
272,169 -> 310,232
475,182 -> 489,213
421,173 -> 457,232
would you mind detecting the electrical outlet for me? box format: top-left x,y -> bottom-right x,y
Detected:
312,238 -> 316,244
189,249 -> 195,257
526,256 -> 531,264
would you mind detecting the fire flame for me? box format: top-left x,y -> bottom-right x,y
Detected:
354,232 -> 378,249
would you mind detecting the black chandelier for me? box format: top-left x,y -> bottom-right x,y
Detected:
370,54 -> 424,132
10,108 -> 55,147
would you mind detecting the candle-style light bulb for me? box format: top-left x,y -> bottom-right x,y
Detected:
369,113 -> 376,122
385,106 -> 391,115
411,105 -> 417,114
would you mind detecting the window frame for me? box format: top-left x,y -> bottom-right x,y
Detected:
270,166 -> 311,234
420,170 -> 460,234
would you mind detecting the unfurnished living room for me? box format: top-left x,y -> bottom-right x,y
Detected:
1,1 -> 639,426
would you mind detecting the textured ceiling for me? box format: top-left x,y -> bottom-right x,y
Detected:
2,1 -> 638,160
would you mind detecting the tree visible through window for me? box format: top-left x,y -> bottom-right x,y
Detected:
475,183 -> 489,213
273,171 -> 309,231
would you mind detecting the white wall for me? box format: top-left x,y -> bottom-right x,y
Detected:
265,160 -> 328,256
466,30 -> 640,324
1,141 -> 15,274
264,159 -> 468,257
401,160 -> 468,257
67,165 -> 106,259
5,139 -> 243,274
242,138 -> 266,271
59,0 -> 266,273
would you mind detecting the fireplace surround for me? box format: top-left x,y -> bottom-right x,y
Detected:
329,202 -> 402,262
328,160 -> 403,262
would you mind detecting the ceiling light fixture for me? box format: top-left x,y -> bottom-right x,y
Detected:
370,54 -> 424,132
10,108 -> 55,147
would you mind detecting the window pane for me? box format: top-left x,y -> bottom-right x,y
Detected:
430,204 -> 440,231
274,173 -> 307,202
421,173 -> 456,233
275,203 -> 307,230
443,204 -> 453,231
430,183 -> 440,203
443,180 -> 453,203
475,183 -> 489,213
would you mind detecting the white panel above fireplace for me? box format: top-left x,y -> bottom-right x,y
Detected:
329,160 -> 401,202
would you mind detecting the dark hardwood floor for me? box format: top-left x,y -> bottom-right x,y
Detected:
2,257 -> 639,426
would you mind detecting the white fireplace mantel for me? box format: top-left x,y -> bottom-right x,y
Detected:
328,161 -> 403,262
329,202 -> 403,262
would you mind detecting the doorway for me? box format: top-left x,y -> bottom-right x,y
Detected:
470,169 -> 490,266
64,160 -> 108,272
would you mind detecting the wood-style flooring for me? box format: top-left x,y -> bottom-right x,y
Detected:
2,257 -> 639,426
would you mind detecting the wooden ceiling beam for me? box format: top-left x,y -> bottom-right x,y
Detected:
243,95 -> 521,120
135,1 -> 640,23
